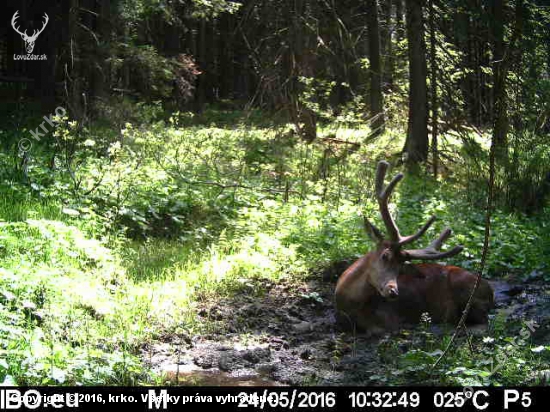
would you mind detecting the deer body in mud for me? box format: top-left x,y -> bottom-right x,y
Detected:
334,161 -> 494,334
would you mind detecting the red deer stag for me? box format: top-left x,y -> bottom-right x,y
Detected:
335,161 -> 494,334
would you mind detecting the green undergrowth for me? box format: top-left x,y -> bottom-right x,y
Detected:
0,108 -> 548,384
373,312 -> 550,386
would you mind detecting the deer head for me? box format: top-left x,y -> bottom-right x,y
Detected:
11,11 -> 49,54
363,161 -> 463,299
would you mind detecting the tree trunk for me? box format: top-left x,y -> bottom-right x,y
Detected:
220,14 -> 235,99
67,0 -> 85,119
366,0 -> 385,136
164,18 -> 181,57
196,19 -> 207,111
33,2 -> 57,107
491,0 -> 508,159
403,0 -> 428,164
380,0 -> 394,89
429,0 -> 438,177
395,0 -> 405,39
92,0 -> 112,101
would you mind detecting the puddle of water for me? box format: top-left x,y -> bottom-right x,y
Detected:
489,280 -> 521,305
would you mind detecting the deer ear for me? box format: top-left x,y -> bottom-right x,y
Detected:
363,216 -> 384,243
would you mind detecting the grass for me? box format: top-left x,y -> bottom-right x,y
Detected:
0,108 -> 548,385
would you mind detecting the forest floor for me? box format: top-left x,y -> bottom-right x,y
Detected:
143,264 -> 550,386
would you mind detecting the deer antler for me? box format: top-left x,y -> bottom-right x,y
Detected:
11,11 -> 27,38
29,13 -> 49,40
11,11 -> 49,40
373,160 -> 404,242
402,228 -> 464,260
365,160 -> 463,260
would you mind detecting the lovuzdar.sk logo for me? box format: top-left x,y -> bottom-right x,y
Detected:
11,10 -> 49,60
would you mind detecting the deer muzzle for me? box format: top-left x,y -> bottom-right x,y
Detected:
383,282 -> 399,300
26,41 -> 35,54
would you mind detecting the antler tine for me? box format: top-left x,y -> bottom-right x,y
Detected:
398,215 -> 437,246
374,161 -> 388,197
402,228 -> 464,261
11,11 -> 27,37
402,246 -> 463,261
363,216 -> 384,243
429,227 -> 452,249
374,161 -> 403,242
30,13 -> 49,40
41,13 -> 49,31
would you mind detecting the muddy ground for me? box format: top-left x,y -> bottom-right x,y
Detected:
143,264 -> 550,386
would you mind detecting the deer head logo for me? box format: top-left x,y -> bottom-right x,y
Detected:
11,11 -> 49,54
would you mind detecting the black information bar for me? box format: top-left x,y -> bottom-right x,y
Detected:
0,386 -> 545,411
